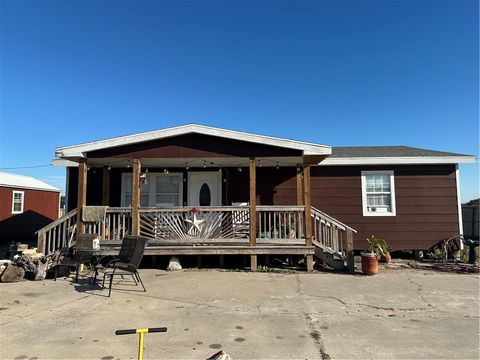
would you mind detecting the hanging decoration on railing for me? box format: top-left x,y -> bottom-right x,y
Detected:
184,208 -> 206,235
138,207 -> 250,241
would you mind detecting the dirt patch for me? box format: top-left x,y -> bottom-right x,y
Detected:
380,259 -> 479,274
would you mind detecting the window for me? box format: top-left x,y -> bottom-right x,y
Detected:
155,175 -> 181,207
361,171 -> 396,216
121,173 -> 182,207
122,174 -> 149,207
12,191 -> 24,214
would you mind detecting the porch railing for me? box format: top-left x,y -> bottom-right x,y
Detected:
37,209 -> 77,255
139,206 -> 250,242
311,206 -> 357,254
256,206 -> 305,243
37,205 -> 356,260
37,207 -> 132,254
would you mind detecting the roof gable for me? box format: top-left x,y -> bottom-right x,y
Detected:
56,124 -> 331,159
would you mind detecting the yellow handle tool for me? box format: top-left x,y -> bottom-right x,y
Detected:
115,327 -> 167,360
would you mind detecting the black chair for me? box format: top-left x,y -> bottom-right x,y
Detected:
53,233 -> 101,282
99,236 -> 148,297
52,246 -> 76,281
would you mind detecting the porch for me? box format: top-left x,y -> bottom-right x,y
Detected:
45,125 -> 357,271
37,204 -> 355,270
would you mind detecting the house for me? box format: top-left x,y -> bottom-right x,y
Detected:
41,124 -> 475,271
0,172 -> 60,255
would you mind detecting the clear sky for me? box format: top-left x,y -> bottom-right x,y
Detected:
1,0 -> 478,201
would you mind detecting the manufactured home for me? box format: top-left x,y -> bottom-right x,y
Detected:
38,124 -> 475,271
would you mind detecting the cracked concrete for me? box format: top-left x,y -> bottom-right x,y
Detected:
1,269 -> 479,359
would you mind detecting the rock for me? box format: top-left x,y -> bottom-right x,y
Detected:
0,264 -> 25,282
167,256 -> 182,271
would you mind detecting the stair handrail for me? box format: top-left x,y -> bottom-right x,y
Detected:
311,206 -> 357,233
35,209 -> 77,235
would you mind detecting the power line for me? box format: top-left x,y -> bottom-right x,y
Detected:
0,164 -> 51,170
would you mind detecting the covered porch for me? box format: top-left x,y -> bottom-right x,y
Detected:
42,125 -> 355,272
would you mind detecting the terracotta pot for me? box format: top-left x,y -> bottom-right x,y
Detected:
361,252 -> 378,275
380,252 -> 392,264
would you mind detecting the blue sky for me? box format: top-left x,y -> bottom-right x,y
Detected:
1,0 -> 478,201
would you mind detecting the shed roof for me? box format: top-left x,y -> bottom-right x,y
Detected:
0,172 -> 60,192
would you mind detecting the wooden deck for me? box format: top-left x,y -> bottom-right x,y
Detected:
100,242 -> 314,256
37,205 -> 354,270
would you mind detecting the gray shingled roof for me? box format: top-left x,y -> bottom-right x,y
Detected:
331,146 -> 471,158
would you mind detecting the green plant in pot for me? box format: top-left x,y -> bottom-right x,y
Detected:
361,235 -> 380,275
366,235 -> 391,263
378,239 -> 391,263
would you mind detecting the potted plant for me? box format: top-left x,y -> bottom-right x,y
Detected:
361,235 -> 380,275
378,239 -> 392,263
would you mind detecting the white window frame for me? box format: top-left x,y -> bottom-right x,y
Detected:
121,172 -> 183,207
12,190 -> 25,214
361,170 -> 396,217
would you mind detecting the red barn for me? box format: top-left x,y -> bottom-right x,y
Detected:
0,172 -> 60,254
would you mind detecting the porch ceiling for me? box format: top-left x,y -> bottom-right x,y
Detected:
52,156 -> 313,168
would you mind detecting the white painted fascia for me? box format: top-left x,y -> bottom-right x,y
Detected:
55,124 -> 332,158
319,156 -> 476,166
51,159 -> 79,167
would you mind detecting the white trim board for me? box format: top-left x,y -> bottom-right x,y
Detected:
12,190 -> 25,214
360,170 -> 397,217
55,124 -> 332,158
52,155 -> 476,168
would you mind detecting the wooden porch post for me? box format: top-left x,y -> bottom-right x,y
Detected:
101,166 -> 110,239
132,159 -> 141,236
249,157 -> 257,270
102,166 -> 110,206
76,158 -> 87,238
296,167 -> 304,237
296,169 -> 304,206
303,160 -> 314,272
346,229 -> 355,273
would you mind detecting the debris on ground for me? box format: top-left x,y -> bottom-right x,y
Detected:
382,259 -> 479,274
0,245 -> 61,281
206,350 -> 232,360
167,256 -> 182,271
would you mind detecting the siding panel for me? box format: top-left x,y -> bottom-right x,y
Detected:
310,164 -> 459,250
73,163 -> 459,251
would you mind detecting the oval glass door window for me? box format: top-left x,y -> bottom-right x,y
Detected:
199,183 -> 211,206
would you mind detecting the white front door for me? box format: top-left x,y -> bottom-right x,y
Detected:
188,172 -> 222,206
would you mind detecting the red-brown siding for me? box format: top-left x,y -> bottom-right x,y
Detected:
71,164 -> 460,251
0,186 -> 60,246
87,134 -> 302,159
309,165 -> 459,250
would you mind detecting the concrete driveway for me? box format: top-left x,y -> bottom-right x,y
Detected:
0,269 -> 478,359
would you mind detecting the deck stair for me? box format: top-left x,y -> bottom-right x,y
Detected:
310,207 -> 357,271
313,241 -> 346,270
